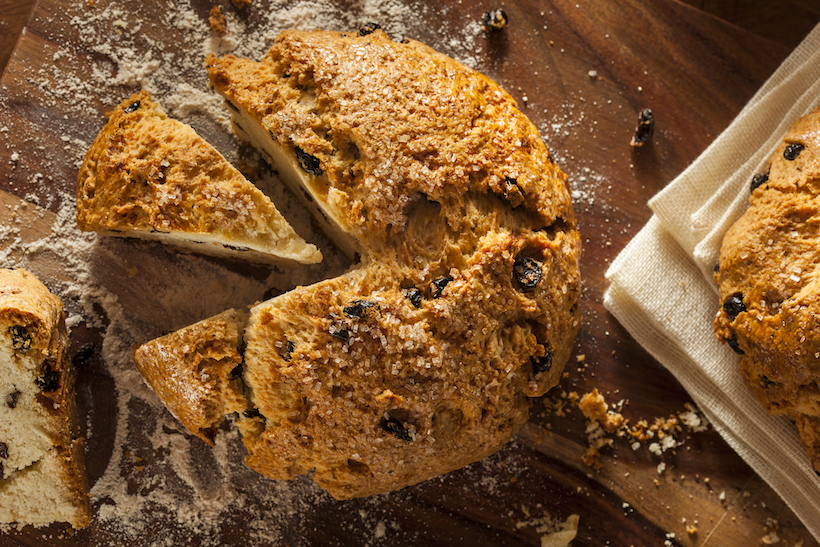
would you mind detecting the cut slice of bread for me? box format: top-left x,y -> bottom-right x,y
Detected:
133,309 -> 248,445
135,28 -> 582,500
0,268 -> 89,529
77,91 -> 322,266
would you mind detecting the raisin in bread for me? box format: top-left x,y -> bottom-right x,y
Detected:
0,268 -> 89,528
135,28 -> 581,499
714,104 -> 820,472
77,91 -> 321,266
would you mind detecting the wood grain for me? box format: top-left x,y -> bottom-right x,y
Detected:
680,0 -> 820,49
0,0 -> 817,546
0,0 -> 35,76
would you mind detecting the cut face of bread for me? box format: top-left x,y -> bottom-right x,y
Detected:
0,268 -> 89,528
134,28 -> 582,500
76,90 -> 322,266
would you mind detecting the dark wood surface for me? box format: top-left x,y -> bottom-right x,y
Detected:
0,0 -> 33,75
1,0 -> 819,545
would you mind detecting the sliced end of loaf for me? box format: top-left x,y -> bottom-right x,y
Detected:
0,268 -> 89,529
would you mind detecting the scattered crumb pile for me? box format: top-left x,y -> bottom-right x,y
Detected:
573,388 -> 709,470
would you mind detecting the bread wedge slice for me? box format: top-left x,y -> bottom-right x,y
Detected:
77,91 -> 322,266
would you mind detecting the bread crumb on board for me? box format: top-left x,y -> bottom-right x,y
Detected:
515,511 -> 580,547
208,6 -> 227,37
574,388 -> 710,471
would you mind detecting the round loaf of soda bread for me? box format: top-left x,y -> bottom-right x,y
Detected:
137,28 -> 582,500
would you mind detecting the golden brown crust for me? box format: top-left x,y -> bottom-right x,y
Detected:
76,91 -> 321,265
0,268 -> 89,528
133,309 -> 247,445
715,104 -> 820,471
137,29 -> 581,500
0,269 -> 65,356
206,29 -> 574,243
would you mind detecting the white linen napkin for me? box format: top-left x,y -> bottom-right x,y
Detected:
604,23 -> 820,540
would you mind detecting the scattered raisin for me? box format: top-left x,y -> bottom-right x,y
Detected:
727,338 -> 744,355
514,256 -> 542,289
723,294 -> 746,320
784,143 -> 805,161
10,325 -> 31,354
124,100 -> 141,113
359,22 -> 381,36
0,442 -> 7,459
405,287 -> 423,308
533,348 -> 552,373
760,375 -> 777,387
294,146 -> 323,176
750,172 -> 769,193
229,362 -> 244,380
6,390 -> 20,409
281,340 -> 295,362
430,276 -> 453,299
630,109 -> 654,147
35,366 -> 59,392
383,417 -> 412,441
504,176 -> 521,193
482,9 -> 508,30
0,462 -> 4,479
343,300 -> 378,320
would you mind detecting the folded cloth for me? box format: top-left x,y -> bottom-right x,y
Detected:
604,23 -> 820,540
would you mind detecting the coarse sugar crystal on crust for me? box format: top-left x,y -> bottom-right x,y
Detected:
135,28 -> 582,499
714,103 -> 820,472
0,268 -> 89,528
76,90 -> 321,266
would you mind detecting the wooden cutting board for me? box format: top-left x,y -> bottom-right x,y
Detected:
0,0 -> 816,545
